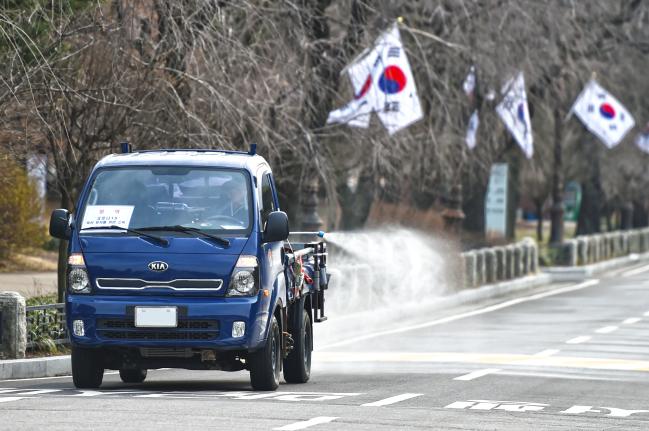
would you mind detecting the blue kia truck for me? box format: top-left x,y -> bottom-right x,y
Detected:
49,145 -> 329,391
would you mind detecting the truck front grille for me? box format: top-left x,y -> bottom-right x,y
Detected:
96,318 -> 219,341
95,278 -> 223,291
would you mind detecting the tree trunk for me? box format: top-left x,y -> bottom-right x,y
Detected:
56,193 -> 70,303
462,179 -> 488,234
337,169 -> 375,230
632,200 -> 648,228
576,181 -> 602,236
296,0 -> 371,231
505,154 -> 520,240
535,199 -> 544,242
605,205 -> 613,231
549,107 -> 564,244
576,140 -> 602,236
620,202 -> 634,230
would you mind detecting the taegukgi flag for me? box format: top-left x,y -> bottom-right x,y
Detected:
636,122 -> 649,154
463,65 -> 476,97
496,72 -> 533,159
462,66 -> 479,149
570,80 -> 635,148
327,24 -> 423,135
465,110 -> 479,150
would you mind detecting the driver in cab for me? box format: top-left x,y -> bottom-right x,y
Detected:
218,180 -> 249,226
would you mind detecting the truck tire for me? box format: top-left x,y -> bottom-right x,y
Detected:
283,308 -> 311,383
71,346 -> 104,389
119,369 -> 147,383
249,315 -> 281,391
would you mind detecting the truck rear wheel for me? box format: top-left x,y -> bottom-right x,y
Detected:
71,346 -> 104,389
283,308 -> 311,383
119,368 -> 147,383
249,315 -> 281,391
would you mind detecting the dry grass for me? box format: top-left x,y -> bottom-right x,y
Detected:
0,249 -> 58,272
366,201 -> 446,232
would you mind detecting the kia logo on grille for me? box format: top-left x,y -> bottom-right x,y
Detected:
148,261 -> 168,272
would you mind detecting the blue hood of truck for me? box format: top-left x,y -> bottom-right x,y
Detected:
79,235 -> 250,296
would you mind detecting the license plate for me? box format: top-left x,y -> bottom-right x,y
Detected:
135,307 -> 177,328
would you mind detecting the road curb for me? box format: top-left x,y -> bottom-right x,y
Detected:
451,273 -> 553,305
0,355 -> 71,380
544,252 -> 649,281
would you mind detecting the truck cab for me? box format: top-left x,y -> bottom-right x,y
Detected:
49,147 -> 328,391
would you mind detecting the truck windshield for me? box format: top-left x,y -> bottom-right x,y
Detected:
78,167 -> 252,235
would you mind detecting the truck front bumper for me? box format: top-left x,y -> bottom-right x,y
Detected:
66,294 -> 271,351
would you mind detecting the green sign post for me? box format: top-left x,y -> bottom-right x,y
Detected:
564,181 -> 582,222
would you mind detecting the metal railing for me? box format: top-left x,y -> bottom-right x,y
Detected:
26,303 -> 69,350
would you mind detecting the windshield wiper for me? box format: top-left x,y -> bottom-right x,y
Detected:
80,225 -> 169,246
138,225 -> 230,248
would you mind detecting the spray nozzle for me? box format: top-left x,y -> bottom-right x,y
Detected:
289,231 -> 326,238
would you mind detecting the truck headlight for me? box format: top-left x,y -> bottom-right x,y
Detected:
227,255 -> 258,297
68,253 -> 91,294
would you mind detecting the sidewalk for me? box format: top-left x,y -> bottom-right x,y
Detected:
0,272 -> 57,299
0,356 -> 70,380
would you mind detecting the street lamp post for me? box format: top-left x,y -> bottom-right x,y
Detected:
301,175 -> 323,231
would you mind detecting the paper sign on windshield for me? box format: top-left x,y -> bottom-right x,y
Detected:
81,205 -> 135,229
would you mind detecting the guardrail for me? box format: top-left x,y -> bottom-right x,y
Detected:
460,238 -> 539,288
0,293 -> 71,359
552,228 -> 649,266
26,303 -> 68,351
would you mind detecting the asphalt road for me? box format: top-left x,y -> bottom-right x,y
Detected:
2,263 -> 649,430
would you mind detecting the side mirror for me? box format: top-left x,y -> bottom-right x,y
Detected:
49,209 -> 71,240
263,211 -> 289,243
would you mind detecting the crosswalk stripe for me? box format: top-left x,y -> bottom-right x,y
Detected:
274,417 -> 338,430
362,393 -> 423,406
595,326 -> 618,334
566,336 -> 591,344
0,397 -> 26,403
454,369 -> 501,381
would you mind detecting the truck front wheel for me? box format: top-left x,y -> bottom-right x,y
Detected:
283,308 -> 311,383
249,315 -> 281,391
71,346 -> 104,389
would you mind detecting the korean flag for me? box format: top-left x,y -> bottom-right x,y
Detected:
496,72 -> 534,159
570,80 -> 635,148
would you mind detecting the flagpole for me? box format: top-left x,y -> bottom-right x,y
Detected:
398,20 -> 467,51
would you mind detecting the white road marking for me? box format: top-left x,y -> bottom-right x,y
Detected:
361,393 -> 423,406
321,279 -> 600,350
622,317 -> 642,325
645,311 -> 649,317
565,336 -> 591,344
446,400 -> 548,412
274,417 -> 338,430
595,326 -> 618,334
0,371 -> 118,383
534,349 -> 560,357
622,263 -> 649,277
453,368 -> 501,381
11,389 -> 60,395
0,397 -> 26,403
134,391 -> 360,402
0,375 -> 72,383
